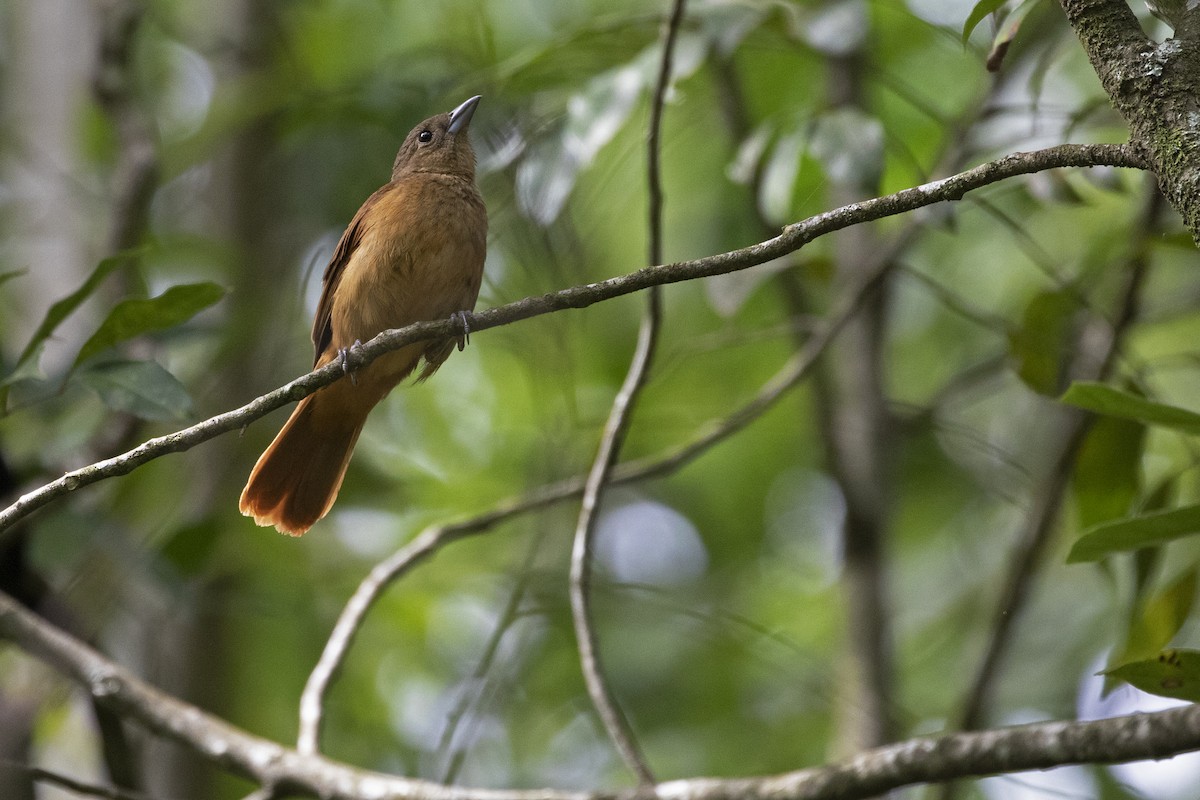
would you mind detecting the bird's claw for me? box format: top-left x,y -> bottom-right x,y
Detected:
450,310 -> 474,351
338,339 -> 364,386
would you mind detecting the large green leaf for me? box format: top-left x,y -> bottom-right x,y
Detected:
962,0 -> 1009,42
1104,649 -> 1200,703
1061,382 -> 1200,435
1068,504 -> 1200,563
1071,411 -> 1143,529
985,0 -> 1040,72
71,282 -> 225,371
1119,569 -> 1197,665
1009,289 -> 1076,396
75,359 -> 194,421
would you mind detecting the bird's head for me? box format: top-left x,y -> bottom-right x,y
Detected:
391,95 -> 481,180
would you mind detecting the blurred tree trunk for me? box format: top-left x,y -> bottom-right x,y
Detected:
819,47 -> 895,758
1,0 -> 94,371
1,4 -> 96,798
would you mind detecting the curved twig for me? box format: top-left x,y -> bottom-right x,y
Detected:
564,0 -> 688,784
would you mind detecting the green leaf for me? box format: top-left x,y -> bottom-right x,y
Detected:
962,0 -> 1008,42
75,359 -> 194,421
1104,649 -> 1200,703
0,341 -> 48,390
1068,504 -> 1200,563
1008,289 -> 1076,396
1061,382 -> 1200,435
1072,410 -> 1144,529
0,269 -> 27,289
71,281 -> 225,370
985,0 -> 1040,72
759,124 -> 806,224
0,340 -> 49,414
158,519 -> 221,577
8,255 -> 128,375
1121,569 -> 1197,665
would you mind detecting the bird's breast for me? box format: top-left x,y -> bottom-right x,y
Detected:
330,175 -> 486,348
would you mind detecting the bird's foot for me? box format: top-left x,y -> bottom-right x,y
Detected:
450,310 -> 475,351
338,339 -> 364,386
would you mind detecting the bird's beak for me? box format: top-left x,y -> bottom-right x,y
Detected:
447,95 -> 482,135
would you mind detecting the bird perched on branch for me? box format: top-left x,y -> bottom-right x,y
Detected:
240,96 -> 487,536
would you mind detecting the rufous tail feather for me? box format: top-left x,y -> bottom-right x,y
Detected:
239,389 -> 367,536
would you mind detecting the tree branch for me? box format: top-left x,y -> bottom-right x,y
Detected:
0,143 -> 1145,540
1058,0 -> 1200,241
5,585 -> 1200,800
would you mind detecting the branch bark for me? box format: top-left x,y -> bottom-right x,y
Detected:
1058,0 -> 1200,241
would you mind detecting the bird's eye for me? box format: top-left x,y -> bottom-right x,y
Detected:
418,130 -> 433,143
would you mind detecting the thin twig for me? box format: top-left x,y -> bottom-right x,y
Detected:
645,0 -> 683,265
0,759 -> 155,800
566,0 -> 684,783
0,143 -> 1145,541
436,532 -> 544,783
568,303 -> 659,785
6,584 -> 1200,800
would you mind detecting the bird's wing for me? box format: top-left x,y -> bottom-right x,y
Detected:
311,183 -> 393,365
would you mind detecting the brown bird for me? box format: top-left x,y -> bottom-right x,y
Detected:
240,95 -> 487,536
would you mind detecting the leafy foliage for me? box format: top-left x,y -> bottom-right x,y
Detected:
70,281 -> 225,372
1105,649 -> 1200,703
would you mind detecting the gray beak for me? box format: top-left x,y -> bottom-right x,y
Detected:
447,95 -> 482,135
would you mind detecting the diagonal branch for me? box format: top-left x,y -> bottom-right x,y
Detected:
5,585 -> 1200,800
0,143 -> 1145,540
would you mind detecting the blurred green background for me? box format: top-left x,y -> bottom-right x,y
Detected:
2,0 -> 1199,798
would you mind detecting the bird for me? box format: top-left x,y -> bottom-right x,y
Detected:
239,95 -> 487,537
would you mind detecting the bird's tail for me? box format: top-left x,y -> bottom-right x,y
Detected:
239,385 -> 368,537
